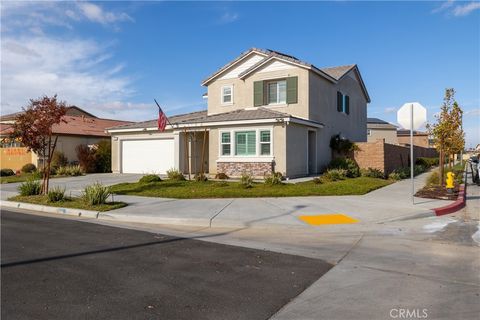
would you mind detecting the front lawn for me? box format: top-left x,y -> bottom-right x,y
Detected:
9,195 -> 127,212
110,177 -> 392,199
0,173 -> 40,184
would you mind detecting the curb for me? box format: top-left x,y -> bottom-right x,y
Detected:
0,200 -> 100,219
433,184 -> 466,216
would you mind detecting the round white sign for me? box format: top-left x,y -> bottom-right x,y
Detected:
397,102 -> 427,130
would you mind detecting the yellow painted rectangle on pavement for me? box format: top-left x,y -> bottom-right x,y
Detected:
299,214 -> 359,226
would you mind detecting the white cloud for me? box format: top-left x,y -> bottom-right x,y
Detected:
76,2 -> 133,25
431,0 -> 455,13
453,2 -> 480,16
219,12 -> 239,24
0,36 -> 134,119
465,108 -> 480,116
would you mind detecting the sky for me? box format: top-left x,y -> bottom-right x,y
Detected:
1,1 -> 479,148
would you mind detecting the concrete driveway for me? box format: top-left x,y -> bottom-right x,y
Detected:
0,173 -> 143,200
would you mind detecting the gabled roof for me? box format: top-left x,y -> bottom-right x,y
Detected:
397,130 -> 428,136
0,115 -> 131,137
367,118 -> 397,129
201,48 -> 371,103
107,107 -> 324,132
0,106 -> 96,122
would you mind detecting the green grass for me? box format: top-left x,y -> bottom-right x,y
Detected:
0,173 -> 84,184
9,195 -> 126,212
110,177 -> 392,199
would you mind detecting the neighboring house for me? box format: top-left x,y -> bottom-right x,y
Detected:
0,107 -> 131,171
107,48 -> 370,178
367,118 -> 398,144
397,130 -> 432,148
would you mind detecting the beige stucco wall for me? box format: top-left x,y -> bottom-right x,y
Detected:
55,135 -> 108,163
367,128 -> 398,144
207,62 -> 310,119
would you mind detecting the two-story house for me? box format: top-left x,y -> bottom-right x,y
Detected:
107,48 -> 370,178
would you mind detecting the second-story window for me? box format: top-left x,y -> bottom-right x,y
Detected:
222,85 -> 233,105
267,80 -> 286,105
337,91 -> 350,115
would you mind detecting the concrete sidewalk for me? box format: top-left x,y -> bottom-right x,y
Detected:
100,171 -> 453,229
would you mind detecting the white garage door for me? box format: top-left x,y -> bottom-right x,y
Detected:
121,139 -> 175,174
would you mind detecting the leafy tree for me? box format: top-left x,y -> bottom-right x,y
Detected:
427,89 -> 464,185
11,95 -> 67,193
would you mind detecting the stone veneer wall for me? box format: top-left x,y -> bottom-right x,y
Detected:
217,162 -> 273,177
353,139 -> 437,175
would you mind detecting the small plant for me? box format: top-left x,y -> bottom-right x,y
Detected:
0,168 -> 15,177
240,171 -> 254,188
194,173 -> 208,182
322,169 -> 348,182
391,167 -> 410,179
388,172 -> 402,181
56,165 -> 83,176
328,157 -> 360,178
215,172 -> 229,180
82,182 -> 111,205
139,174 -> 162,183
51,151 -> 68,169
21,163 -> 37,173
264,172 -> 283,186
313,177 -> 323,184
166,168 -> 185,181
415,157 -> 439,169
47,186 -> 66,202
360,168 -> 384,179
426,170 -> 440,185
18,178 -> 41,196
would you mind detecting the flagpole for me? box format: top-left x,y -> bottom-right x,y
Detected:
154,99 -> 174,128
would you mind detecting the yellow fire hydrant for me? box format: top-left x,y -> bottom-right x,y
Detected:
446,172 -> 455,193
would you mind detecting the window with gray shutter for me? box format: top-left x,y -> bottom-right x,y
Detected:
286,76 -> 298,104
254,81 -> 264,106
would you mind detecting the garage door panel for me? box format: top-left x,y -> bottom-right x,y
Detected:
122,139 -> 174,174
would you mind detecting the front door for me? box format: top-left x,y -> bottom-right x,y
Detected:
308,131 -> 316,174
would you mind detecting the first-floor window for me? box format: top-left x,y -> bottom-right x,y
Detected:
221,132 -> 231,155
260,130 -> 271,155
235,131 -> 256,156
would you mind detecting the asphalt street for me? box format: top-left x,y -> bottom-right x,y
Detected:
1,210 -> 332,320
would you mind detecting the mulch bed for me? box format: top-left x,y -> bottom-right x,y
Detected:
415,185 -> 459,201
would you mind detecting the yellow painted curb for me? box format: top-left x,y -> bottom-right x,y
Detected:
299,214 -> 359,226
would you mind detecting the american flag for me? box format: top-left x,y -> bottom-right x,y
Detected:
158,108 -> 167,132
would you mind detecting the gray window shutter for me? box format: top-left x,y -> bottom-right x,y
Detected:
337,91 -> 343,112
254,81 -> 264,107
345,95 -> 350,114
286,76 -> 298,104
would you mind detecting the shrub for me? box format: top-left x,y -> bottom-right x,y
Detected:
322,169 -> 348,182
329,134 -> 359,153
264,172 -> 283,186
313,177 -> 323,184
215,172 -> 229,180
76,144 -> 96,173
166,168 -> 185,181
47,186 -> 65,202
56,165 -> 83,176
139,174 -> 162,183
194,173 -> 208,182
426,170 -> 439,185
18,179 -> 41,196
0,168 -> 15,177
328,157 -> 360,178
360,168 -> 385,179
94,140 -> 111,173
240,171 -> 254,188
51,151 -> 68,169
392,167 -> 410,179
82,182 -> 111,205
415,157 -> 439,169
388,172 -> 402,181
21,163 -> 37,173
414,165 -> 426,176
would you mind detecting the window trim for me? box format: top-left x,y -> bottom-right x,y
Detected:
266,79 -> 287,105
221,132 -> 231,156
221,85 -> 234,105
337,91 -> 350,114
218,127 -> 273,159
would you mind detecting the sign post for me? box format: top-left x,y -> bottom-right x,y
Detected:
397,102 -> 427,204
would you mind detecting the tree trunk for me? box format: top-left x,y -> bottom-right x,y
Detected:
439,150 -> 445,186
45,136 -> 59,194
